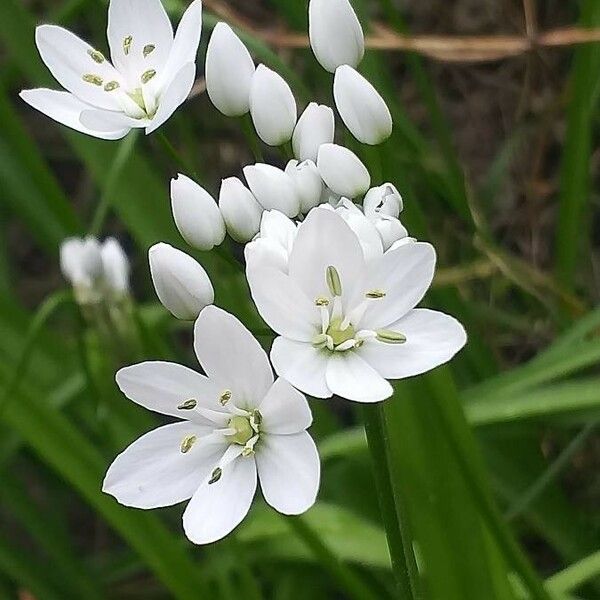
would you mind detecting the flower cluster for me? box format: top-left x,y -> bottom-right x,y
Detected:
30,0 -> 467,545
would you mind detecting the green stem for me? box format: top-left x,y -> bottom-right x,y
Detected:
286,515 -> 382,600
156,130 -> 198,177
362,405 -> 419,599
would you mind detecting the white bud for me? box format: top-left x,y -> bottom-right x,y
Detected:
309,0 -> 364,73
218,177 -> 263,243
333,65 -> 393,145
317,143 -> 370,198
374,216 -> 409,251
243,163 -> 300,218
149,243 -> 214,321
171,174 -> 226,251
205,23 -> 255,117
292,102 -> 335,162
101,238 -> 129,294
363,183 -> 403,218
249,64 -> 297,146
285,159 -> 323,214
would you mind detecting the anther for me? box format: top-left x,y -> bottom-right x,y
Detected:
315,297 -> 330,307
376,330 -> 407,344
88,49 -> 105,63
143,44 -> 156,58
180,435 -> 197,454
326,265 -> 342,297
141,69 -> 156,84
104,81 -> 120,92
123,35 -> 133,55
82,74 -> 103,86
366,290 -> 386,299
208,467 -> 222,485
178,399 -> 197,410
219,390 -> 232,406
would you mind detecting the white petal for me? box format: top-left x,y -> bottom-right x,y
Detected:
258,377 -> 313,434
107,0 -> 174,80
20,89 -> 130,140
326,352 -> 392,403
183,454 -> 257,544
271,337 -> 331,399
288,207 -> 365,303
292,102 -> 335,162
146,61 -> 195,134
333,65 -> 392,145
116,361 -> 227,424
317,144 -> 370,198
358,309 -> 467,379
354,242 -> 436,330
256,431 -> 320,515
246,267 -> 319,341
206,22 -> 255,117
194,306 -> 274,408
35,25 -> 124,110
103,421 -> 225,509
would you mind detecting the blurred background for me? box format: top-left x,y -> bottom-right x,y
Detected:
1,0 -> 600,598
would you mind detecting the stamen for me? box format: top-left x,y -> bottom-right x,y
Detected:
141,69 -> 156,84
219,390 -> 232,406
82,74 -> 103,86
326,265 -> 342,297
88,49 -> 105,64
178,399 -> 197,410
180,435 -> 197,454
315,297 -> 330,307
366,289 -> 386,299
376,330 -> 407,344
143,44 -> 156,58
123,35 -> 133,55
208,467 -> 222,485
104,81 -> 120,92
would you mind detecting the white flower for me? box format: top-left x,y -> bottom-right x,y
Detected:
308,0 -> 364,73
149,243 -> 214,320
363,183 -> 403,218
20,0 -> 202,140
101,237 -> 130,295
245,210 -> 298,274
243,163 -> 299,218
317,143 -> 370,198
249,65 -> 297,146
171,174 -> 226,251
218,177 -> 263,243
285,160 -> 323,214
103,305 -> 320,544
292,103 -> 335,162
205,22 -> 255,117
333,65 -> 392,145
246,208 -> 467,403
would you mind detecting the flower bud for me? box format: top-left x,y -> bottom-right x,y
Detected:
250,65 -> 297,146
149,243 -> 214,321
243,163 -> 300,217
171,174 -> 226,251
333,65 -> 392,145
292,103 -> 335,162
309,0 -> 365,73
285,159 -> 323,214
101,238 -> 129,295
317,143 -> 370,198
363,183 -> 403,218
205,23 -> 255,117
218,177 -> 263,243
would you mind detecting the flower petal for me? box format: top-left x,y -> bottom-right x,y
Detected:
271,337 -> 331,399
326,351 -> 392,403
288,207 -> 365,303
145,61 -> 195,134
358,308 -> 467,379
355,241 -> 436,330
256,431 -> 320,515
116,361 -> 228,424
247,267 -> 320,341
183,455 -> 257,544
35,25 -> 124,110
103,421 -> 225,509
259,378 -> 313,434
20,89 -> 131,140
194,306 -> 274,408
